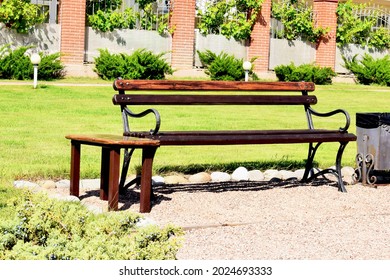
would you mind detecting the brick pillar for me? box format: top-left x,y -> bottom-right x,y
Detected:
170,0 -> 196,69
248,0 -> 271,73
313,0 -> 338,69
59,0 -> 86,64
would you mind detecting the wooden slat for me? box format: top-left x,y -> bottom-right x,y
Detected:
113,79 -> 315,92
65,134 -> 160,147
127,130 -> 357,146
112,94 -> 317,105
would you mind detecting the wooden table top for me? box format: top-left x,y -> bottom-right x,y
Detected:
65,134 -> 160,147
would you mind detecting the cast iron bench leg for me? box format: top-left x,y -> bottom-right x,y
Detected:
70,141 -> 80,197
335,142 -> 348,192
140,147 -> 158,213
108,148 -> 121,211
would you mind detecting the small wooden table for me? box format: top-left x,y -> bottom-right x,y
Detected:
65,134 -> 160,212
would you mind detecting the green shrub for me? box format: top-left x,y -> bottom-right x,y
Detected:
0,45 -> 65,80
343,54 -> 390,86
94,48 -> 173,80
197,50 -> 258,81
274,63 -> 336,85
0,191 -> 183,260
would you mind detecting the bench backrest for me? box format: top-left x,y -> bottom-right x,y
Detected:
112,79 -> 316,106
111,79 -> 317,135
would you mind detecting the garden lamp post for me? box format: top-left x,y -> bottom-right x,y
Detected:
30,53 -> 41,89
243,61 -> 251,82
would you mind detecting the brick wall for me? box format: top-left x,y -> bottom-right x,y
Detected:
59,0 -> 86,64
249,0 -> 271,72
170,0 -> 196,69
313,0 -> 338,69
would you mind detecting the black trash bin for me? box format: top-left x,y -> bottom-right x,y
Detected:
356,113 -> 390,185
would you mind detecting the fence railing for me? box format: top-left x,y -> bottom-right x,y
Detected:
355,4 -> 390,30
31,0 -> 58,24
86,0 -> 172,31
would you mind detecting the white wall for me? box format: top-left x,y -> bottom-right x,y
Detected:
84,28 -> 172,63
0,23 -> 60,54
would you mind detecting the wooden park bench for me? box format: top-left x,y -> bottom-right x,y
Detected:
66,78 -> 357,213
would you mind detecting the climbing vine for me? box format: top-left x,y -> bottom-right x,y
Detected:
336,0 -> 390,50
0,0 -> 46,33
197,0 -> 263,41
87,0 -> 173,35
271,0 -> 329,43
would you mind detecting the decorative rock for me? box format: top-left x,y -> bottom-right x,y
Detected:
279,170 -> 296,180
263,169 -> 281,180
164,175 -> 188,184
80,179 -> 100,190
13,180 -> 40,190
248,170 -> 264,181
324,166 -> 338,182
41,180 -> 56,189
231,167 -> 249,181
211,171 -> 231,182
136,217 -> 157,227
293,169 -> 305,180
189,172 -> 211,183
342,166 -> 356,185
152,175 -> 165,186
56,179 -> 70,188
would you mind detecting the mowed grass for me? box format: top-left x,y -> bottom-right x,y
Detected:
0,81 -> 389,183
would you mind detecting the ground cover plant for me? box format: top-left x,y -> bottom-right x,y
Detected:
0,187 -> 183,260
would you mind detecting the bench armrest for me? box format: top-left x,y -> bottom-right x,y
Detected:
123,107 -> 161,135
307,107 -> 351,132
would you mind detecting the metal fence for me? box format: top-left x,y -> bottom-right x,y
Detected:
31,0 -> 58,24
355,4 -> 390,30
86,0 -> 172,31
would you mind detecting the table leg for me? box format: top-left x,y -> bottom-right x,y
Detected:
70,141 -> 80,197
108,148 -> 120,211
140,147 -> 157,213
100,147 -> 110,201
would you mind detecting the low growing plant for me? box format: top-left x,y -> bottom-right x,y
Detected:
197,50 -> 258,81
94,48 -> 173,80
274,63 -> 336,85
0,191 -> 183,260
342,53 -> 390,86
0,45 -> 65,80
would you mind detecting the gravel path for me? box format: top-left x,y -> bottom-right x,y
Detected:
39,179 -> 390,260
141,181 -> 390,260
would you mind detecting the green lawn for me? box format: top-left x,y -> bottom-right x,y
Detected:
0,81 -> 389,184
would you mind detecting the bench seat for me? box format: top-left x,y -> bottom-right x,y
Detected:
127,129 -> 356,145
